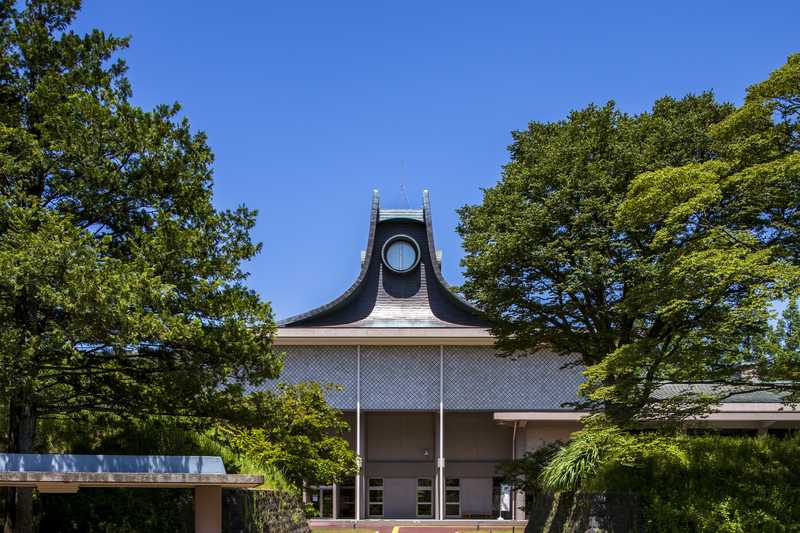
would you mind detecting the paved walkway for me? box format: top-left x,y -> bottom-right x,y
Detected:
309,519 -> 528,533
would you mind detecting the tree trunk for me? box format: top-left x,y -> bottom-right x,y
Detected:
5,395 -> 36,533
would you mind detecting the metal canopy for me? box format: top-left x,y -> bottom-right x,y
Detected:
0,454 -> 262,493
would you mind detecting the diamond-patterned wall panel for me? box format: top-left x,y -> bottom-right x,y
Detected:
444,346 -> 584,410
360,346 -> 439,410
248,346 -> 357,409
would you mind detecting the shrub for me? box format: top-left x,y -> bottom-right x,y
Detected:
594,432 -> 800,532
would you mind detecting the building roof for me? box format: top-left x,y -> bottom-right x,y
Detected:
653,383 -> 788,404
0,454 -> 263,493
279,190 -> 488,329
0,453 -> 227,474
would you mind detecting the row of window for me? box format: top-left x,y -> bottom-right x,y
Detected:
367,478 -> 461,518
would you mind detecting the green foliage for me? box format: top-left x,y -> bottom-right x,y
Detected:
28,385 -> 357,532
0,2 -> 356,528
528,426 -> 800,532
36,489 -> 194,533
594,433 -> 800,532
459,56 -> 800,425
587,55 -> 800,417
497,441 -> 563,494
750,298 -> 800,388
457,94 -> 734,423
0,0 -> 281,456
214,383 -> 358,487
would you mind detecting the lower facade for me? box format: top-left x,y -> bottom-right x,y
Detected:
305,411 -> 579,520
306,408 -> 800,521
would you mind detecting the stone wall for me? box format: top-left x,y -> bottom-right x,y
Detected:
525,492 -> 642,533
223,489 -> 310,533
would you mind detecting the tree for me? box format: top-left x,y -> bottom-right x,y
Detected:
0,1 -> 283,530
457,93 -> 736,423
751,299 -> 800,384
585,55 -> 800,420
214,383 -> 359,488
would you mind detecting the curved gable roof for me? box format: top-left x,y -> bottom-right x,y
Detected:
279,190 -> 488,328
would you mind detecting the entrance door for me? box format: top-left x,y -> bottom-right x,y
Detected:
308,485 -> 334,518
445,478 -> 461,518
368,478 -> 384,518
416,478 -> 433,518
338,477 -> 355,518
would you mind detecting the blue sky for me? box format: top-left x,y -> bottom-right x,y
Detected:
74,1 -> 798,320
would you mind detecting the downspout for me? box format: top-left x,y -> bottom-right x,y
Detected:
438,344 -> 445,520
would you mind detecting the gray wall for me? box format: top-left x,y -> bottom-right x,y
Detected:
445,413 -> 512,461
382,478 -> 419,518
366,413 -> 435,461
258,345 -> 583,411
460,478 -> 493,517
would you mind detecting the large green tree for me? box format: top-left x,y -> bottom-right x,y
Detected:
0,1 -> 284,530
458,93 -> 736,423
459,56 -> 799,428
585,55 -> 800,419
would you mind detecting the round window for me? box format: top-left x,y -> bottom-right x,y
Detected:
382,236 -> 420,273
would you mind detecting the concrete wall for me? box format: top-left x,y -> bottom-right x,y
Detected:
460,478 -> 493,516
523,422 -> 581,452
366,413 -> 435,461
383,478 -> 419,518
446,413 -> 512,461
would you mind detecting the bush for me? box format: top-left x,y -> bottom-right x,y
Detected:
36,489 -> 194,533
594,433 -> 800,532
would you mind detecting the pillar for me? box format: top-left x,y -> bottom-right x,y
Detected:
513,421 -> 528,520
355,345 -> 363,520
332,482 -> 338,519
437,345 -> 445,520
194,485 -> 222,533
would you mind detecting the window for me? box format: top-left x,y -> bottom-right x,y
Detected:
416,478 -> 433,517
307,485 -> 334,518
368,478 -> 384,517
338,476 -> 355,519
492,477 -> 512,519
445,478 -> 461,518
382,236 -> 420,273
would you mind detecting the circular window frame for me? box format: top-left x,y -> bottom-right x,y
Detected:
381,235 -> 421,274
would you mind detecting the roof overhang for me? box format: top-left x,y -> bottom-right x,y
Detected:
494,403 -> 800,424
275,326 -> 495,346
0,472 -> 263,493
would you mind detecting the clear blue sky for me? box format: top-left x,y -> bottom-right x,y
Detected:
74,1 -> 798,320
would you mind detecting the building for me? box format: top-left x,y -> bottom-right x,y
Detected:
267,190 -> 800,522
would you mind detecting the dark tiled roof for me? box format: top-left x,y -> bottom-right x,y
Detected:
279,190 -> 488,328
654,383 -> 787,403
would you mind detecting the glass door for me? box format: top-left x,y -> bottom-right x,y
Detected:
368,478 -> 384,517
308,485 -> 334,518
416,478 -> 433,517
445,478 -> 461,518
338,476 -> 356,519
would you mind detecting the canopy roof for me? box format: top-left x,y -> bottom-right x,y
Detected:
0,453 -> 262,493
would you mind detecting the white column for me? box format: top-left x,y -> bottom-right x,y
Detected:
355,345 -> 362,520
512,421 -> 527,520
332,482 -> 338,519
438,345 -> 445,520
194,485 -> 222,533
